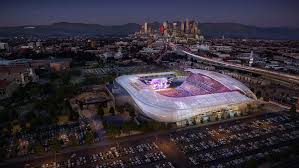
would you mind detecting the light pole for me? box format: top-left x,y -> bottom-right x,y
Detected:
54,151 -> 56,168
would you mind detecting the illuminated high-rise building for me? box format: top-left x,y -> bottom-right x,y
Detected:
160,25 -> 165,34
148,27 -> 152,34
163,21 -> 168,29
157,19 -> 202,38
185,18 -> 190,33
249,51 -> 254,67
163,21 -> 168,36
144,22 -> 148,33
172,22 -> 177,36
0,43 -> 9,51
173,22 -> 177,30
181,21 -> 185,32
91,40 -> 97,48
191,21 -> 198,34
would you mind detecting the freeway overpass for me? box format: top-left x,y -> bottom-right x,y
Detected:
169,43 -> 299,85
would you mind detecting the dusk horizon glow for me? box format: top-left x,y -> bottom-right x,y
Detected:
1,0 -> 299,28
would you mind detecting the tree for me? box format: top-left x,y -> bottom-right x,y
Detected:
85,131 -> 95,144
124,103 -> 136,119
104,123 -> 121,137
149,121 -> 161,130
0,147 -> 6,161
49,72 -> 59,81
27,143 -> 34,154
244,159 -> 258,168
50,138 -> 61,152
109,108 -> 115,116
256,90 -> 262,99
129,110 -> 136,120
0,110 -> 10,123
81,75 -> 101,86
97,107 -> 105,119
246,104 -> 252,114
289,104 -> 296,114
25,111 -> 36,121
122,122 -> 131,134
69,135 -> 78,146
141,121 -> 162,132
71,69 -> 82,76
34,143 -> 44,153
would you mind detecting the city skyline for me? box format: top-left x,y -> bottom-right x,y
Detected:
0,0 -> 299,28
0,1 -> 299,168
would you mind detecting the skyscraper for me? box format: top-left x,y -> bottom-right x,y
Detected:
181,21 -> 185,33
163,21 -> 168,36
173,22 -> 177,30
185,18 -> 189,33
144,22 -> 148,33
249,51 -> 254,66
163,21 -> 168,29
0,43 -> 9,51
191,21 -> 198,34
173,22 -> 177,36
91,40 -> 97,48
160,25 -> 165,34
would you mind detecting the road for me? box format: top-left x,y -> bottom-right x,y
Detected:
169,43 -> 299,85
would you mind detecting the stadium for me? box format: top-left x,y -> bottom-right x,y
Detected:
112,69 -> 256,124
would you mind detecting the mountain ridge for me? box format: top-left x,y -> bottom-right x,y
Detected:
0,22 -> 299,40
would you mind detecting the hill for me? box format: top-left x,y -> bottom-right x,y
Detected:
199,23 -> 299,40
0,22 -> 298,40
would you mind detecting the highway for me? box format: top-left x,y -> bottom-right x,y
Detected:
169,43 -> 299,85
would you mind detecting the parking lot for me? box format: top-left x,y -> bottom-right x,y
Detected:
170,112 -> 299,167
3,119 -> 97,159
82,65 -> 165,76
4,112 -> 298,168
31,138 -> 175,168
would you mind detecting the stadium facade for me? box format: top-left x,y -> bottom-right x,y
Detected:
111,69 -> 256,124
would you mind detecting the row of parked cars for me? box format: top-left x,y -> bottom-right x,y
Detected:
170,112 -> 299,167
40,142 -> 174,168
5,119 -> 96,158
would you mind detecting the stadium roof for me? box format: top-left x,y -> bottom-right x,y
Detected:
116,69 -> 256,122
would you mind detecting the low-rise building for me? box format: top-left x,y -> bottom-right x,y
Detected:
0,80 -> 18,99
0,65 -> 34,84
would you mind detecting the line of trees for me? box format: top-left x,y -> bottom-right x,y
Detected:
103,120 -> 166,138
0,72 -> 80,134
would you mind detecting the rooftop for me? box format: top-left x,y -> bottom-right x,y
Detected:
0,80 -> 11,89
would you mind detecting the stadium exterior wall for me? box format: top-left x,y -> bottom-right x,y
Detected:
114,69 -> 256,123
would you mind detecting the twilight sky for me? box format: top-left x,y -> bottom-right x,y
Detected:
0,0 -> 298,27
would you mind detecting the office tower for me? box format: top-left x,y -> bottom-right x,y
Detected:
91,40 -> 97,48
160,25 -> 165,34
194,21 -> 199,34
148,27 -> 152,34
163,22 -> 168,36
185,18 -> 189,33
249,51 -> 254,66
36,41 -> 42,47
191,21 -> 198,35
144,22 -> 148,33
173,22 -> 177,36
180,21 -> 185,33
0,43 -> 9,51
163,22 -> 168,29
173,22 -> 177,30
